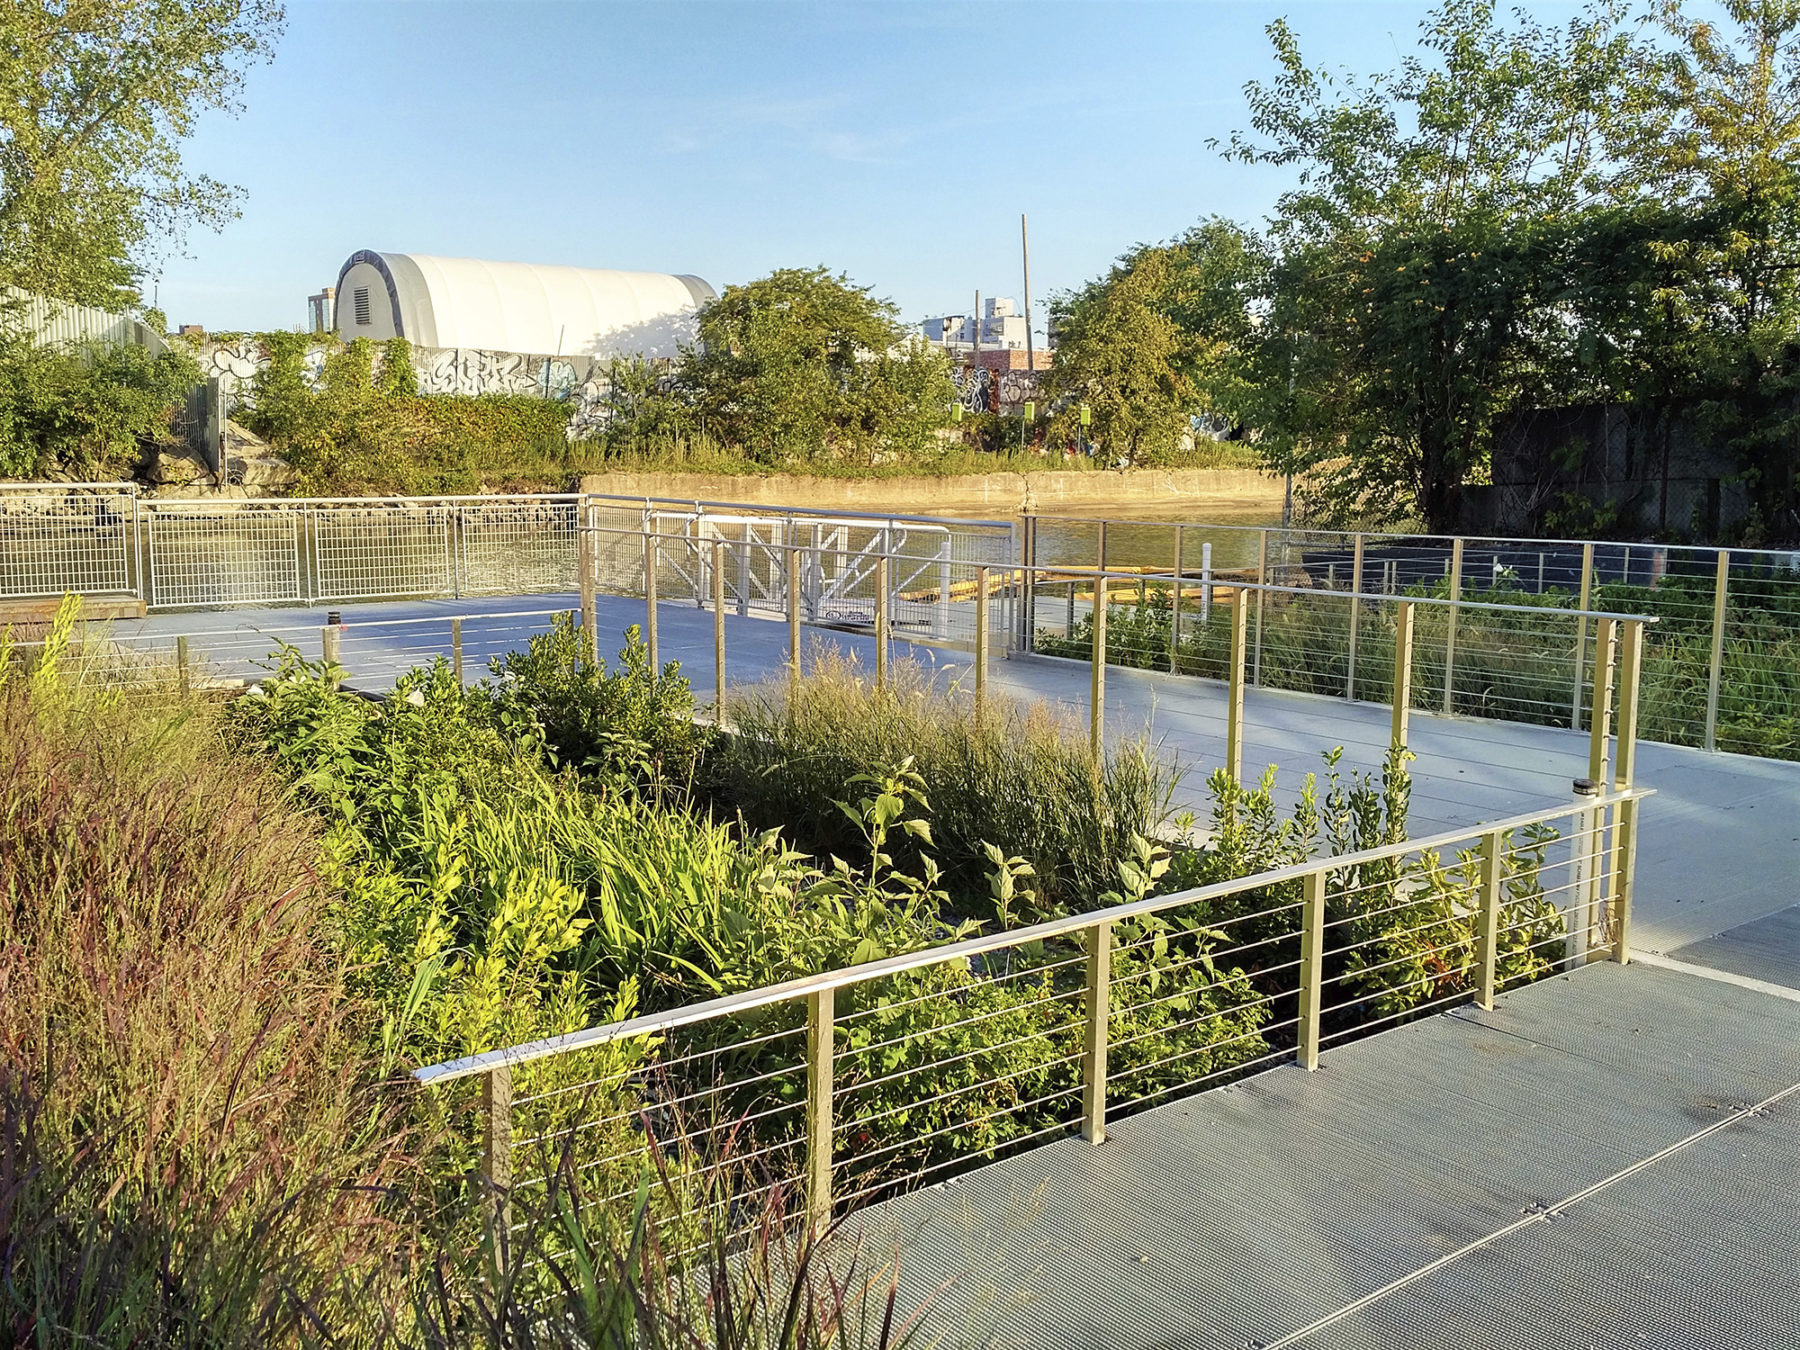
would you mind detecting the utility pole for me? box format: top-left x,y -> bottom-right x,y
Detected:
972,289 -> 982,418
1020,213 -> 1035,372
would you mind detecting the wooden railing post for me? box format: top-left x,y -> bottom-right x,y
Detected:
481,1064 -> 513,1246
1571,541 -> 1595,730
874,555 -> 890,689
1475,829 -> 1503,1009
1610,618 -> 1645,963
711,539 -> 726,720
1080,921 -> 1111,1142
320,616 -> 341,687
450,618 -> 463,686
1588,617 -> 1617,787
1226,590 -> 1249,782
1346,533 -> 1365,701
1441,537 -> 1464,715
1297,869 -> 1327,1070
1391,600 -> 1415,749
805,989 -> 834,1235
787,544 -> 802,694
175,633 -> 190,697
1170,526 -> 1185,669
974,565 -> 990,715
577,499 -> 597,663
1090,567 -> 1107,759
1252,529 -> 1268,688
1704,548 -> 1728,752
644,532 -> 660,676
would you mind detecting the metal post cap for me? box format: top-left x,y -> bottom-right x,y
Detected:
326,610 -> 341,626
1572,777 -> 1600,796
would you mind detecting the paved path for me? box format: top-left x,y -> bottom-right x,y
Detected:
111,592 -> 1799,966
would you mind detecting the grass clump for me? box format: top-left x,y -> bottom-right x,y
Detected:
711,646 -> 1180,920
0,605 -> 405,1345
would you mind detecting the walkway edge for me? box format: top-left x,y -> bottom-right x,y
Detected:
1633,951 -> 1800,1005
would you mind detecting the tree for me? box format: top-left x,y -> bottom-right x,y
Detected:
0,0 -> 284,306
1224,0 -> 1648,529
675,267 -> 955,465
1047,250 -> 1204,464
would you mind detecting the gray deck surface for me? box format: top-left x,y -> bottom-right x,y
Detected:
112,592 -> 1800,1346
848,962 -> 1800,1349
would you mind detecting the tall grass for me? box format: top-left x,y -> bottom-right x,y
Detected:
0,615 -> 406,1344
712,647 -> 1181,919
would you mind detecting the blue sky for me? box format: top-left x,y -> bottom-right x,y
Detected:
156,1 -> 1589,337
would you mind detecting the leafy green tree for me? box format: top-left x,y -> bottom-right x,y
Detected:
0,0 -> 284,305
1224,0 -> 1648,528
0,330 -> 201,476
1051,219 -> 1269,456
1047,249 -> 1203,464
676,267 -> 956,465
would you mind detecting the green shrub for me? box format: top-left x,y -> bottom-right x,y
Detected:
711,646 -> 1180,919
0,332 -> 201,477
489,614 -> 710,794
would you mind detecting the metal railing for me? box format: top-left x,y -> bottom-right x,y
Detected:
414,774 -> 1652,1248
1023,514 -> 1800,758
573,521 -> 1653,775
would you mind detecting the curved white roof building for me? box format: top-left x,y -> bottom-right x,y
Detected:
333,251 -> 716,358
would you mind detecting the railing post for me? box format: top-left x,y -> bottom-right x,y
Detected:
1704,548 -> 1728,752
1019,512 -> 1037,653
577,500 -> 597,664
1611,794 -> 1639,966
1441,537 -> 1464,715
711,539 -> 726,720
450,617 -> 464,687
1297,868 -> 1326,1071
874,555 -> 890,689
805,989 -> 834,1235
321,613 -> 341,687
1475,829 -> 1503,1009
175,634 -> 190,697
1252,529 -> 1268,688
1080,920 -> 1111,1143
1170,525 -> 1184,670
1391,600 -> 1415,749
1346,533 -> 1365,701
1609,619 -> 1644,963
787,543 -> 802,693
1588,617 -> 1617,787
974,565 -> 990,715
1090,566 -> 1107,759
1226,589 -> 1249,782
644,532 -> 660,676
1569,777 -> 1601,966
1571,541 -> 1595,730
481,1063 -> 513,1245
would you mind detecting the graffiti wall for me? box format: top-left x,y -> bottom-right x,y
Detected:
196,337 -> 622,438
950,363 -> 1045,415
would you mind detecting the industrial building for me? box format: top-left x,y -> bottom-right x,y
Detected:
331,251 -> 717,359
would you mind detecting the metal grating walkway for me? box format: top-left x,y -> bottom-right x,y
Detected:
849,961 -> 1800,1349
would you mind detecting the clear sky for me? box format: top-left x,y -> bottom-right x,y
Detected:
154,0 -> 1588,338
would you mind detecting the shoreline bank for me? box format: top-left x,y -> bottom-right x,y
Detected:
577,466 -> 1284,517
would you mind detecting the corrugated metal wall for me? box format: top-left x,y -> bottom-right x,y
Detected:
0,287 -> 167,355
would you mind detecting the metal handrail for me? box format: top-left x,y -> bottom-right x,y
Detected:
583,489 -> 1014,533
574,519 -> 1661,626
412,784 -> 1655,1088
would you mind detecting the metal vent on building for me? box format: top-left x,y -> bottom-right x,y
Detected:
353,288 -> 371,326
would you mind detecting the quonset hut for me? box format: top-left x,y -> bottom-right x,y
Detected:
332,252 -> 717,359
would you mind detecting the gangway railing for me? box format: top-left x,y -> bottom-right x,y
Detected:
414,777 -> 1654,1257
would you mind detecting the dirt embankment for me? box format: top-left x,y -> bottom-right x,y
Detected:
577,467 -> 1283,516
